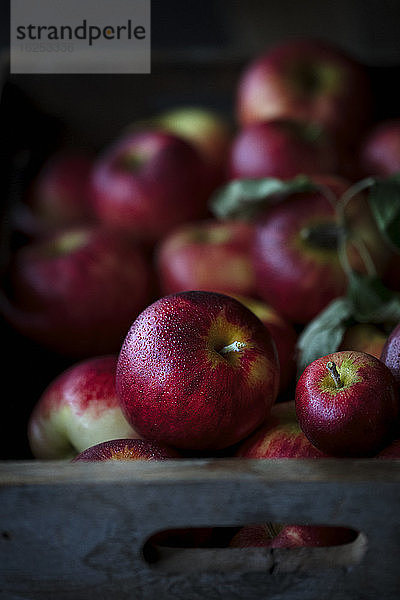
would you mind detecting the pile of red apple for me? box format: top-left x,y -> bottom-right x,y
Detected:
3,37 -> 400,550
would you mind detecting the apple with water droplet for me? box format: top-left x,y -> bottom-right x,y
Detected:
116,291 -> 280,450
295,350 -> 399,457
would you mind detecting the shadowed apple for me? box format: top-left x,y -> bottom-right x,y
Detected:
88,130 -> 218,243
236,37 -> 373,146
156,219 -> 257,298
236,401 -> 326,458
72,438 -> 181,461
229,523 -> 357,548
0,225 -> 153,357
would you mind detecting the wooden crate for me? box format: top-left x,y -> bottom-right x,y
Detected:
1,47 -> 400,600
1,457 -> 400,599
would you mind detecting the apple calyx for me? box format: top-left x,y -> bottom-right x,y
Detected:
326,360 -> 343,389
219,340 -> 247,355
299,222 -> 345,251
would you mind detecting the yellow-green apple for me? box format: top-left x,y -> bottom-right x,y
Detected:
15,151 -> 94,238
229,523 -> 357,548
28,355 -> 141,459
232,296 -> 298,394
72,437 -> 181,461
137,105 -> 232,175
155,219 -> 256,297
116,290 -> 280,450
380,322 -> 400,386
251,175 -> 389,324
236,37 -> 373,146
228,119 -> 339,180
358,119 -> 400,177
236,401 -> 326,458
339,323 -> 387,359
295,350 -> 399,457
0,225 -> 153,357
88,130 -> 217,243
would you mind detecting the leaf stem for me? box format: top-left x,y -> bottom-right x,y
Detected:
339,177 -> 376,211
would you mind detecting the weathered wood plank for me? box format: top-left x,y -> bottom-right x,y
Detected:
1,458 -> 400,600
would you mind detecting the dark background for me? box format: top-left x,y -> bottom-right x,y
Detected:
1,0 -> 400,459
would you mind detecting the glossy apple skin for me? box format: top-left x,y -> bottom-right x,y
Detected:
295,351 -> 399,457
28,356 -> 140,459
72,438 -> 181,461
380,322 -> 400,386
2,225 -> 153,357
233,297 -> 298,394
228,119 -> 339,180
116,291 -> 280,450
236,401 -> 326,458
156,219 -> 256,298
230,523 -> 357,548
236,38 -> 372,145
358,119 -> 400,177
251,176 -> 388,324
89,130 -> 216,243
17,152 -> 94,238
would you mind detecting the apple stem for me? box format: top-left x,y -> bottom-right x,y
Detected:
326,360 -> 343,388
219,340 -> 247,355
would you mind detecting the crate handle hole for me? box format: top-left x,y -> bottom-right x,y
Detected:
142,524 -> 366,573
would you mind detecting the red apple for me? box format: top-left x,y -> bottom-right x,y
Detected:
0,225 -> 153,357
228,119 -> 340,180
339,323 -> 387,359
251,175 -> 389,324
116,291 -> 280,450
139,105 -> 232,174
88,130 -> 217,243
236,37 -> 373,146
72,438 -> 181,461
380,322 -> 400,386
358,119 -> 400,177
295,350 -> 399,457
155,219 -> 256,297
232,297 -> 298,394
236,401 -> 326,458
28,355 -> 141,459
15,151 -> 94,238
230,523 -> 357,548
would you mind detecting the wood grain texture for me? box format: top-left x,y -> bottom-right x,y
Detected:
1,458 -> 400,600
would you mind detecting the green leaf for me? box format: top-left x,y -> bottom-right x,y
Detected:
209,175 -> 317,221
296,297 -> 354,377
367,174 -> 400,251
347,271 -> 400,324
